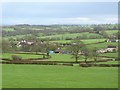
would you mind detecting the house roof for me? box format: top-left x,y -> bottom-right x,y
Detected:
107,45 -> 116,48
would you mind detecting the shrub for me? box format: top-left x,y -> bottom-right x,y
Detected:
11,55 -> 22,61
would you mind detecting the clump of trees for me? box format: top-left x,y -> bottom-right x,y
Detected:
67,39 -> 99,63
2,39 -> 12,53
67,39 -> 85,63
2,24 -> 118,39
91,48 -> 99,64
81,47 -> 92,63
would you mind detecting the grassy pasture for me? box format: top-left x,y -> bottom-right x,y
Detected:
51,40 -> 71,43
49,53 -> 118,63
3,28 -> 15,31
50,54 -> 85,61
2,64 -> 118,88
40,32 -> 103,40
3,32 -> 103,40
87,42 -> 118,50
81,39 -> 106,44
105,30 -> 118,35
3,34 -> 32,40
51,39 -> 106,44
1,53 -> 43,59
98,61 -> 118,64
100,52 -> 118,58
1,53 -> 87,62
2,51 -> 118,62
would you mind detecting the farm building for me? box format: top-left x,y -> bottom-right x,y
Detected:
54,48 -> 70,54
106,45 -> 118,52
106,39 -> 119,42
97,45 -> 118,53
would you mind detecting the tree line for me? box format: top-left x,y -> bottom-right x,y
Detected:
2,24 -> 118,37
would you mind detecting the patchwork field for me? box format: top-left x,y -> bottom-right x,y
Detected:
2,64 -> 118,88
2,24 -> 119,88
2,52 -> 118,62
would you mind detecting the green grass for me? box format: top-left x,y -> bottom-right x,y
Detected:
105,30 -> 118,35
3,34 -> 32,39
2,53 -> 43,59
51,39 -> 106,44
3,28 -> 15,31
1,52 -> 88,62
0,64 -> 1,88
2,53 -> 80,61
51,40 -> 71,43
98,61 -> 118,64
50,54 -> 85,61
40,32 -> 103,40
100,52 -> 118,58
2,64 -> 118,88
81,39 -> 106,44
87,42 -> 118,50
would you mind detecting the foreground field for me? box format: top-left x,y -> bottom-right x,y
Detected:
2,64 -> 118,88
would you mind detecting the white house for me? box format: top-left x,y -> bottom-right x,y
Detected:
106,39 -> 119,42
106,45 -> 118,52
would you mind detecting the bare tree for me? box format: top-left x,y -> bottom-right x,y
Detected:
91,48 -> 99,64
42,41 -> 58,58
81,47 -> 91,63
68,39 -> 84,63
2,39 -> 12,53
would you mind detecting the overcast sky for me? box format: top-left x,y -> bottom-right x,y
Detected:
2,2 -> 118,25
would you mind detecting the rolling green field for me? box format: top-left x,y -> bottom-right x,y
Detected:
2,51 -> 118,62
100,52 -> 118,58
1,53 -> 43,59
3,34 -> 32,40
3,31 -> 103,40
40,32 -> 103,39
51,39 -> 106,44
2,64 -> 118,88
3,28 -> 15,31
98,61 -> 118,64
2,28 -> 119,88
105,30 -> 118,35
87,42 -> 118,49
50,54 -> 85,61
1,53 -> 86,62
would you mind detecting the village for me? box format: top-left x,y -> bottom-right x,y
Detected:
15,39 -> 118,54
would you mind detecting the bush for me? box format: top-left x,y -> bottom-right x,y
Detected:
11,55 -> 22,61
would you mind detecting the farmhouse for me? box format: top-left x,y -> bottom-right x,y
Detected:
97,45 -> 118,53
106,39 -> 119,42
54,47 -> 63,53
54,48 -> 70,54
106,45 -> 118,52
